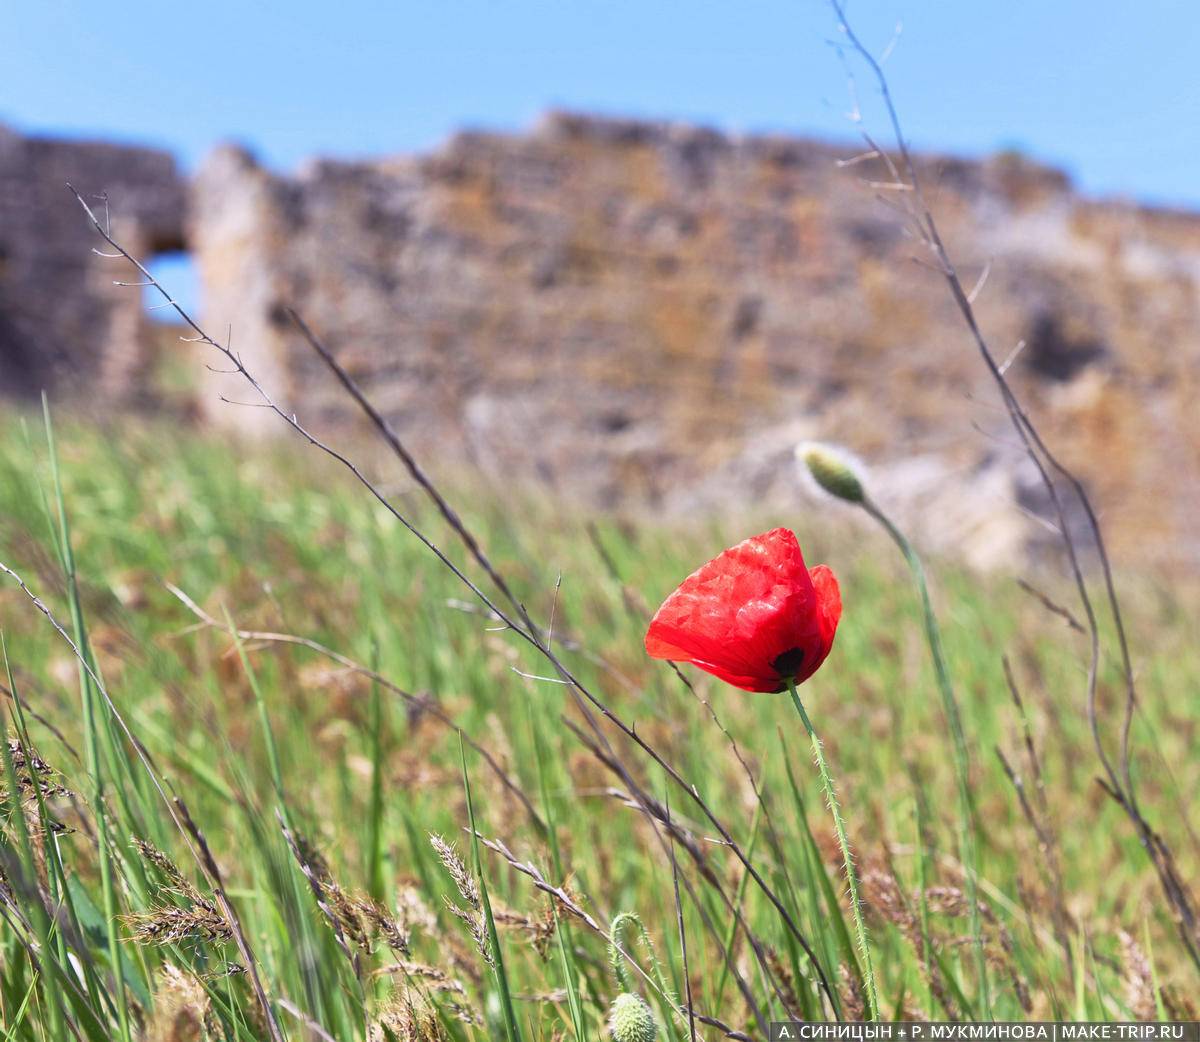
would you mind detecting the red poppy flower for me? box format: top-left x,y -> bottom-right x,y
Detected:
644,528 -> 841,693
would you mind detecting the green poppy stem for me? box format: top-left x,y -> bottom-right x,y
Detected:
859,496 -> 989,1014
786,679 -> 880,1021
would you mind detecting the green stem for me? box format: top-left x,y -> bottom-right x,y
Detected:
786,680 -> 880,1021
459,737 -> 523,1042
46,404 -> 133,1042
861,497 -> 989,1014
365,641 -> 386,900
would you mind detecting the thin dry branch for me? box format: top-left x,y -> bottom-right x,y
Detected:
666,794 -> 699,1042
287,308 -> 534,636
165,581 -> 547,836
69,185 -> 838,1013
828,0 -> 1199,968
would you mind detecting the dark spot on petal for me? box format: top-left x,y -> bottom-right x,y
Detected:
771,646 -> 806,679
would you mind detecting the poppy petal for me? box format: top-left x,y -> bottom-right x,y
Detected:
808,564 -> 842,646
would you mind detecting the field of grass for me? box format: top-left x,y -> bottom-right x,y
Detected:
0,410 -> 1197,1040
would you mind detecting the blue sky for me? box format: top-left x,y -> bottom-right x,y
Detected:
8,1 -> 1200,208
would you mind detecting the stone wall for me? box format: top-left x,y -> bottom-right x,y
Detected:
0,124 -> 185,401
191,113 -> 1200,570
3,114 -> 1198,569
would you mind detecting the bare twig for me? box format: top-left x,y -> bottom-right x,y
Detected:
165,581 -> 547,835
1016,578 -> 1086,634
287,308 -> 536,638
69,184 -> 838,1012
666,794 -> 699,1042
828,0 -> 1199,968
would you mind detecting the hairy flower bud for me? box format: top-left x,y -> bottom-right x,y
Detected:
608,992 -> 657,1042
797,442 -> 866,504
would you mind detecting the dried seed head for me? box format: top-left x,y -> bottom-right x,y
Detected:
371,989 -> 447,1042
3,738 -> 73,810
126,838 -> 230,947
133,837 -> 208,906
839,963 -> 866,1022
145,962 -> 212,1042
429,833 -> 494,966
380,961 -> 467,996
492,900 -> 558,958
397,885 -> 438,938
607,993 -> 657,1042
284,825 -> 411,958
429,834 -> 479,909
125,903 -> 232,946
796,442 -> 867,504
766,947 -> 802,1020
6,739 -> 51,776
1119,930 -> 1156,1022
359,894 -> 410,955
445,898 -> 493,967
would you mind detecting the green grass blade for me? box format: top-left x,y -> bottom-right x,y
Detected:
459,734 -> 523,1042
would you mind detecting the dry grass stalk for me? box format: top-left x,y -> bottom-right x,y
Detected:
838,963 -> 866,1021
144,963 -> 215,1042
369,989 -> 449,1042
831,0 -> 1200,971
282,821 -> 410,967
1119,930 -> 1156,1021
429,833 -> 493,967
493,900 -> 558,958
125,837 -> 232,946
374,961 -> 468,996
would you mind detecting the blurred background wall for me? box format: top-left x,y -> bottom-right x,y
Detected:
1,111 -> 1197,571
4,1 -> 1199,572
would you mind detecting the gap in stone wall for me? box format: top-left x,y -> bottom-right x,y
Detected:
142,249 -> 200,322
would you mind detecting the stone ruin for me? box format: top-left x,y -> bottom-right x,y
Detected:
0,124 -> 186,401
2,114 -> 1199,570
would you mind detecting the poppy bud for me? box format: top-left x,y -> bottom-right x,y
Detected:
797,442 -> 866,504
607,992 -> 657,1042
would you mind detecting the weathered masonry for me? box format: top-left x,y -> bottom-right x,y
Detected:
0,124 -> 185,401
3,114 -> 1200,568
